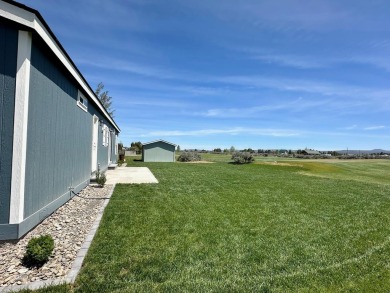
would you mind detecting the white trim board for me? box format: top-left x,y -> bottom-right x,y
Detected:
9,30 -> 32,224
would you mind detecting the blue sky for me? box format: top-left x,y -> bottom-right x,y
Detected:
19,0 -> 390,150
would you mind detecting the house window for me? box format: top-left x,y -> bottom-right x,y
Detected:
77,91 -> 88,112
102,125 -> 109,147
115,135 -> 118,155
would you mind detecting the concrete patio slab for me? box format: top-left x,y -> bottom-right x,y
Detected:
105,166 -> 158,184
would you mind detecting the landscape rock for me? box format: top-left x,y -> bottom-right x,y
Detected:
0,184 -> 113,288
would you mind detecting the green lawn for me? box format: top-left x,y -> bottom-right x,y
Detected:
286,160 -> 390,185
29,158 -> 390,292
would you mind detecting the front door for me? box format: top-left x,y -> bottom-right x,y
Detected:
91,115 -> 98,172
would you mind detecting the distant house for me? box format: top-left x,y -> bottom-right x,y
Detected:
125,150 -> 137,156
302,149 -> 321,155
0,0 -> 120,240
142,140 -> 177,162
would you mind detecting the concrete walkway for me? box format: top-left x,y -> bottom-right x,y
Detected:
105,166 -> 158,184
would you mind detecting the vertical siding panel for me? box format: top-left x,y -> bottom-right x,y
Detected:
57,81 -> 66,196
24,38 -> 91,218
0,23 -> 17,223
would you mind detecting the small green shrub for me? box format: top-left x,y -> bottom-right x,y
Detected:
96,171 -> 107,186
231,152 -> 255,164
177,152 -> 201,162
23,235 -> 54,267
117,159 -> 124,167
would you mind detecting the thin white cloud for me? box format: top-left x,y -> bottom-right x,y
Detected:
253,53 -> 327,69
250,52 -> 390,73
77,58 -> 178,80
139,127 -> 301,137
199,105 -> 287,118
346,55 -> 390,72
184,0 -> 369,33
195,97 -> 338,118
343,125 -> 358,130
78,51 -> 390,109
237,48 -> 331,69
215,75 -> 390,103
363,126 -> 385,131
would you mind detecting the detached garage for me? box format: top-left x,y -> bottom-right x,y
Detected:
142,140 -> 176,162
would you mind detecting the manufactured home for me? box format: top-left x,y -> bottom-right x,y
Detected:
0,0 -> 120,240
142,140 -> 176,162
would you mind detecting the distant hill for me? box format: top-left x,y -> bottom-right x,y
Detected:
337,149 -> 390,154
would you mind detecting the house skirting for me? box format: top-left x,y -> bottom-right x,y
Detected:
0,179 -> 89,240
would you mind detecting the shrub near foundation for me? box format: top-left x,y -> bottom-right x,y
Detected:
23,235 -> 54,266
95,165 -> 107,187
96,171 -> 107,186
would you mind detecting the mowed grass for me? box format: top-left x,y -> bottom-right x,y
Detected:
290,160 -> 390,185
201,153 -> 390,185
74,159 -> 390,292
30,158 -> 390,292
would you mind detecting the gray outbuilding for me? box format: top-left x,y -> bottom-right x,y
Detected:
142,140 -> 177,162
0,0 -> 120,240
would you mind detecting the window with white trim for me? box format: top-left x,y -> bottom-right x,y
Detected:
102,125 -> 109,147
77,91 -> 88,112
115,135 -> 118,155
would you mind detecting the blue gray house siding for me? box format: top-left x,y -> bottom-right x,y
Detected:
23,39 -> 92,221
0,22 -> 17,224
0,1 -> 120,239
19,37 -> 118,235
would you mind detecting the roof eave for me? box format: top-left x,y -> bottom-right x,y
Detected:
143,139 -> 177,147
0,0 -> 120,133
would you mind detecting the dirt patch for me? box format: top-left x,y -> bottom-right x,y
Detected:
183,161 -> 214,164
255,161 -> 302,167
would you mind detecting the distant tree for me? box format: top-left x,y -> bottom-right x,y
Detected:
177,145 -> 181,152
230,146 -> 236,153
213,148 -> 222,153
130,141 -> 142,154
231,152 -> 255,164
95,82 -> 114,117
242,148 -> 255,153
223,148 -> 229,153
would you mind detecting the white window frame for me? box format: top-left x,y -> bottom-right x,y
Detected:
102,124 -> 109,147
115,135 -> 118,155
77,90 -> 88,112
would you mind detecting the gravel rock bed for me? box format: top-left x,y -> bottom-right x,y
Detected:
0,184 -> 114,288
